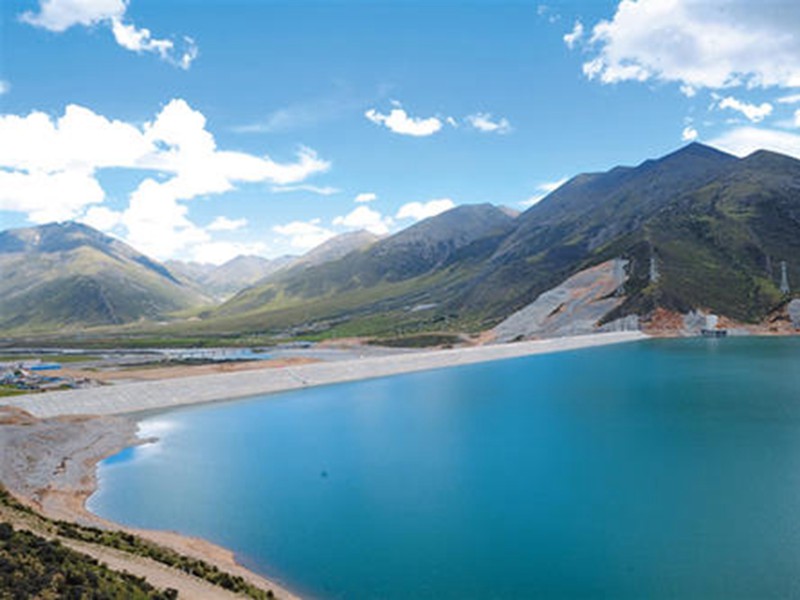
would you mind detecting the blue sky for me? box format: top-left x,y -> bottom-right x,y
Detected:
1,0 -> 799,262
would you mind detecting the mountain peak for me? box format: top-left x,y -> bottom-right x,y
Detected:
655,142 -> 736,165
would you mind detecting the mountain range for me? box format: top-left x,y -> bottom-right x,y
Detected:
1,143 -> 798,339
0,222 -> 206,331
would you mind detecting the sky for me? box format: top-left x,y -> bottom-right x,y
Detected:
1,0 -> 799,263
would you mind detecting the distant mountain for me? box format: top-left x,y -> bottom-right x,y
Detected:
203,144 -> 800,338
295,230 -> 380,269
464,143 -> 799,325
210,204 -> 517,333
204,255 -> 290,299
3,144 -> 797,339
0,222 -> 208,332
164,260 -> 216,286
164,231 -> 379,301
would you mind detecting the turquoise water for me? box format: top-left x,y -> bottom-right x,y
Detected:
90,337 -> 800,598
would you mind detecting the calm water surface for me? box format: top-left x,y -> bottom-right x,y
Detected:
90,337 -> 800,598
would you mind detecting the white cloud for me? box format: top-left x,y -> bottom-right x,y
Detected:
0,99 -> 330,259
682,125 -> 699,141
520,177 -> 568,207
582,0 -> 800,90
354,192 -> 377,203
465,113 -> 512,134
708,127 -> 800,160
778,94 -> 800,105
333,205 -> 391,235
795,109 -> 800,128
0,169 -> 104,223
717,96 -> 773,122
207,216 -> 247,231
395,198 -> 455,221
20,0 -> 125,30
0,81 -> 9,95
563,21 -> 584,49
80,205 -> 122,231
272,220 -> 336,251
271,184 -> 340,195
20,0 -> 197,68
365,106 -> 443,137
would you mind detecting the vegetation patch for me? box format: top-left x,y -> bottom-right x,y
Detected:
0,487 -> 274,599
0,522 -> 178,600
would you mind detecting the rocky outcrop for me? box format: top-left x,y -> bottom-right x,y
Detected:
789,299 -> 800,329
493,259 -> 633,341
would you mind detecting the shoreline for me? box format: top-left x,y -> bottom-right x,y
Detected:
0,332 -> 646,598
0,407 -> 300,599
1,331 -> 647,419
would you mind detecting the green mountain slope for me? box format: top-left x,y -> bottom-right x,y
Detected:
463,144 -> 799,325
205,204 -> 517,336
204,144 -> 800,337
0,222 -> 209,332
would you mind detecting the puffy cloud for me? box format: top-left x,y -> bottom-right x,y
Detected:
20,0 -> 125,30
0,81 -> 9,95
520,177 -> 568,207
333,205 -> 391,235
682,125 -> 699,141
80,205 -> 122,231
20,0 -> 197,68
465,113 -> 512,134
354,192 -> 377,203
0,169 -> 104,223
395,198 -> 455,221
778,94 -> 800,105
0,99 -> 331,259
365,106 -> 443,137
563,21 -> 584,49
708,127 -> 800,160
207,216 -> 247,231
272,220 -> 336,251
581,0 -> 800,90
717,96 -> 773,122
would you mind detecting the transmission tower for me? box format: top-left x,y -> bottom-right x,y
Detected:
649,255 -> 660,284
613,258 -> 626,297
780,261 -> 790,295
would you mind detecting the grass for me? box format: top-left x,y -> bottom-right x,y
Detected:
0,385 -> 27,398
0,523 -> 178,600
0,354 -> 102,363
0,487 -> 275,599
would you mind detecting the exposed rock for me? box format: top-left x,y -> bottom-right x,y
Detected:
493,259 -> 631,342
789,299 -> 800,329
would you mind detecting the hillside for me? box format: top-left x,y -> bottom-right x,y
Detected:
1,144 -> 797,341
207,204 -> 517,336
201,144 -> 800,338
293,230 -> 380,269
0,222 -> 208,332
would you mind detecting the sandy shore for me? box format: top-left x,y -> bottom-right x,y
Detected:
0,406 -> 299,599
1,331 -> 647,419
0,332 -> 646,598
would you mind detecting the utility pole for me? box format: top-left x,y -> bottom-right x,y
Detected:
614,258 -> 626,297
649,254 -> 660,284
780,261 -> 790,295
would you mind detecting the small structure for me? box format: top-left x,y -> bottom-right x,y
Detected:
700,314 -> 727,337
780,261 -> 790,295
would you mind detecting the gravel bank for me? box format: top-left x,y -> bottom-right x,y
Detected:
2,332 -> 647,418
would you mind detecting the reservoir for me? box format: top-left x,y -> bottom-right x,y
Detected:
90,337 -> 800,598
